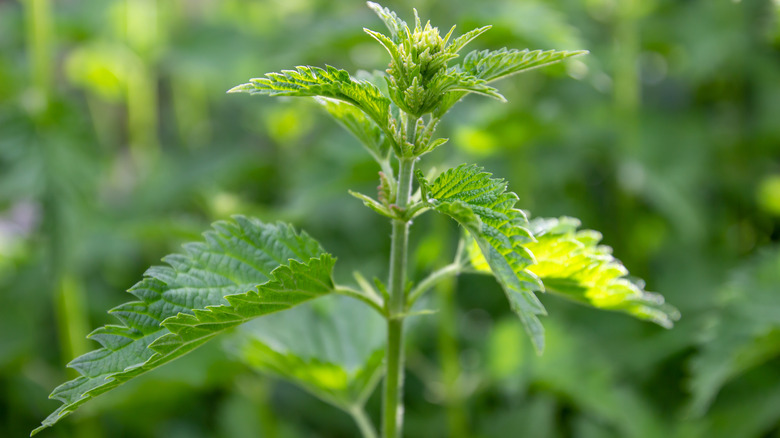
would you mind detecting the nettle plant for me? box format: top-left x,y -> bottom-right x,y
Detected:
35,3 -> 680,437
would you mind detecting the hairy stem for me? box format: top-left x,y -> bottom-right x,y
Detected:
383,114 -> 418,438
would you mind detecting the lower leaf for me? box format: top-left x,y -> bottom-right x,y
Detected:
226,294 -> 386,410
33,217 -> 336,435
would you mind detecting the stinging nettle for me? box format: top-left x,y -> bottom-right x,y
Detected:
34,3 -> 679,438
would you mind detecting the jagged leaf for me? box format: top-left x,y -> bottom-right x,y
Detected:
33,217 -> 336,435
431,71 -> 506,101
366,1 -> 407,42
436,48 -> 587,116
445,25 -> 492,55
468,216 -> 679,341
226,295 -> 385,410
229,65 -> 392,144
418,164 -> 546,352
460,48 -> 588,83
688,247 -> 780,416
525,216 -> 678,327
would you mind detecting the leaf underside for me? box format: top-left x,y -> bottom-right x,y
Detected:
34,216 -> 335,435
227,295 -> 386,410
419,164 -> 546,352
317,97 -> 390,161
228,65 -> 391,135
465,214 -> 679,349
524,216 -> 679,327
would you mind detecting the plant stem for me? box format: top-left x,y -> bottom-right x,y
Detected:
382,114 -> 418,437
351,406 -> 379,438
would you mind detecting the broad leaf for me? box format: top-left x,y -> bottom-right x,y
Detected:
688,247 -> 780,416
34,217 -> 336,435
467,215 -> 679,351
228,65 -> 393,147
418,164 -> 546,352
226,295 -> 385,410
524,216 -> 678,327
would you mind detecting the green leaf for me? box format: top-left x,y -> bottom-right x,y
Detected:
436,48 -> 587,116
431,70 -> 505,103
366,1 -> 407,42
445,25 -> 492,55
459,48 -> 588,83
33,217 -> 336,435
418,164 -> 546,352
229,65 -> 393,146
317,97 -> 391,160
688,247 -> 780,416
523,216 -> 679,328
226,295 -> 385,410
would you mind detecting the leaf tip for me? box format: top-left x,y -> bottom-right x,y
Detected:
226,83 -> 254,94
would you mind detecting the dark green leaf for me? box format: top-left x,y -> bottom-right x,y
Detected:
34,217 -> 335,435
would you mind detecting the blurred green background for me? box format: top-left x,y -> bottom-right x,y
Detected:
2,0 -> 780,436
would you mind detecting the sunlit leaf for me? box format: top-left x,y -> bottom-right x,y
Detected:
525,216 -> 679,327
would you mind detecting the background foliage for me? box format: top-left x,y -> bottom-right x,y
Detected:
1,0 -> 779,437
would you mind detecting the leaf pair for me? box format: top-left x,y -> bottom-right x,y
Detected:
419,165 -> 680,353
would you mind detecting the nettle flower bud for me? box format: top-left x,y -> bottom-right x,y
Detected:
410,23 -> 447,76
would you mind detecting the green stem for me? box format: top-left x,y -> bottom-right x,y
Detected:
383,161 -> 414,438
351,406 -> 379,438
382,114 -> 417,437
